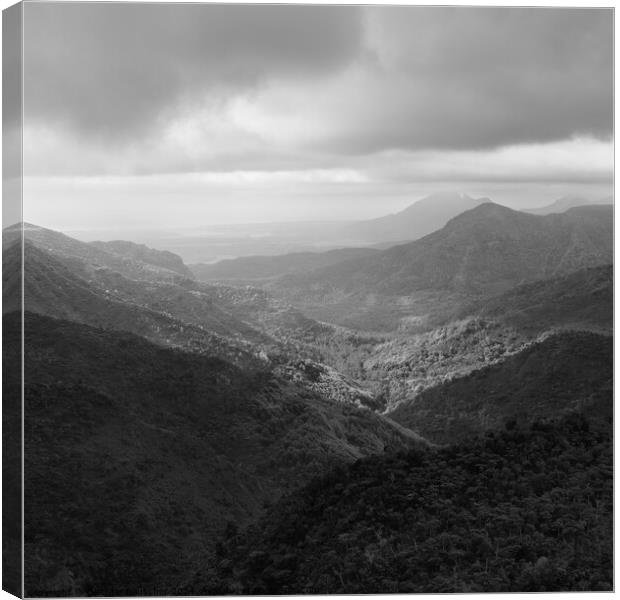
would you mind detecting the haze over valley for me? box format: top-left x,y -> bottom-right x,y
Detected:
5,192 -> 613,594
59,192 -> 613,265
5,3 -> 613,596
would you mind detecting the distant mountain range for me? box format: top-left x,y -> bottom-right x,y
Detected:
280,203 -> 613,296
341,191 -> 489,242
185,191 -> 611,270
6,188 -> 613,595
191,247 -> 379,283
524,194 -> 613,215
270,203 -> 612,330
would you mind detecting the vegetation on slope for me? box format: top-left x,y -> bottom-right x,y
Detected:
3,241 -> 271,369
9,240 -> 393,407
4,223 -> 190,283
362,318 -> 528,410
269,203 -> 612,330
388,331 -> 612,444
464,264 -> 612,335
9,312 -> 422,596
2,324 -> 22,594
207,414 -> 612,594
191,247 -> 379,283
90,239 -> 193,278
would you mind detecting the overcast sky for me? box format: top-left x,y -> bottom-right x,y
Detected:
14,3 -> 614,230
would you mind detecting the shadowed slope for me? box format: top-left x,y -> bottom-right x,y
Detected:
12,312 -> 424,596
388,331 -> 612,444
208,414 -> 612,594
461,264 -> 612,335
3,240 -> 271,368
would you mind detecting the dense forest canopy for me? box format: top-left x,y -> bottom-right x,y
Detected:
206,414 -> 612,595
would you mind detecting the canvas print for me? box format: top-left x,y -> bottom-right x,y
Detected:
2,2 -> 614,597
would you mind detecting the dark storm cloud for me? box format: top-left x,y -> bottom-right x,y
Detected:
3,3 -> 22,180
23,2 -> 363,139
21,4 -> 613,176
323,7 -> 613,152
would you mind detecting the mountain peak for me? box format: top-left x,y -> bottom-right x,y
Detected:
443,200 -> 517,227
524,195 -> 593,215
3,222 -> 57,233
399,191 -> 486,213
416,191 -> 472,202
347,192 -> 490,244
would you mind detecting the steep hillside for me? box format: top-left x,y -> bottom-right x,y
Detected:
207,414 -> 612,594
388,332 -> 612,444
3,222 -> 191,283
4,241 -> 271,369
342,192 -> 487,242
191,247 -> 379,283
287,263 -> 613,412
7,237 -> 402,408
10,239 -> 391,406
271,203 -> 612,329
90,239 -> 193,278
463,265 -> 612,334
11,312 -> 423,596
360,318 -> 529,411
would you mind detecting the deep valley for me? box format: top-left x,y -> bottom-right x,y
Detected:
5,195 -> 613,595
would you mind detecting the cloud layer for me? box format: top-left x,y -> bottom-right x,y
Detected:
24,3 -> 363,140
18,4 -> 613,228
23,5 -> 612,156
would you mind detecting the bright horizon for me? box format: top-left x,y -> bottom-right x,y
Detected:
11,183 -> 615,234
3,4 -> 612,232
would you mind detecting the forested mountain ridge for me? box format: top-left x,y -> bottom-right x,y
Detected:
7,194 -> 613,597
8,219 -> 613,416
89,239 -> 193,278
276,203 -> 612,296
3,222 -> 192,283
206,413 -> 612,594
3,240 -> 273,369
388,331 -> 612,443
9,311 -> 425,596
187,192 -> 489,276
339,192 -> 489,243
191,247 -> 380,283
287,263 -> 612,413
7,236 -> 396,407
462,264 -> 612,334
269,203 -> 612,330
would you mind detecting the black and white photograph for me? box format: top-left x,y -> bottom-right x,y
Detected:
1,2 -> 614,596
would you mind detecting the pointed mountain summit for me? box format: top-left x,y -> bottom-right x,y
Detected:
343,191 -> 488,243
273,203 -> 613,322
